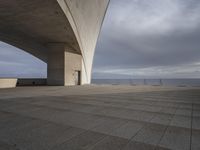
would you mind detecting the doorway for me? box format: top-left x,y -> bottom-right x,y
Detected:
75,71 -> 81,85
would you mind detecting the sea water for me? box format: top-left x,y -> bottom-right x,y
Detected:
92,79 -> 200,87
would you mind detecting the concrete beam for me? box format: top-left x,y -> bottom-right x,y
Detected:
0,29 -> 47,62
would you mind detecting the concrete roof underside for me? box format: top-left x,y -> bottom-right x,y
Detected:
0,0 -> 81,61
0,0 -> 110,84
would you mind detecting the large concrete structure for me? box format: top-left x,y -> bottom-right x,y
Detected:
0,0 -> 109,85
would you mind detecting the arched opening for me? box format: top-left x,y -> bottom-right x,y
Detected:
0,41 -> 47,86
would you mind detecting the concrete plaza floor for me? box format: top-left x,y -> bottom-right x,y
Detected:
0,85 -> 200,150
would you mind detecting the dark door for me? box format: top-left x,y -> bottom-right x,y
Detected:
75,71 -> 81,85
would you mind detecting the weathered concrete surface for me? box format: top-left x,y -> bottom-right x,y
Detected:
0,85 -> 200,150
47,43 -> 82,85
0,78 -> 17,88
0,0 -> 109,85
64,50 -> 82,85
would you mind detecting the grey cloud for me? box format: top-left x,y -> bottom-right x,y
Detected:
93,0 -> 200,78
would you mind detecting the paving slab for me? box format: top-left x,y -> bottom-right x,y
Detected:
175,108 -> 192,116
150,113 -> 173,125
0,103 -> 42,115
193,104 -> 200,110
0,111 -> 18,123
122,141 -> 156,150
170,115 -> 191,128
125,104 -> 162,112
159,107 -> 177,115
179,103 -> 193,109
109,120 -> 144,139
133,123 -> 167,145
0,141 -> 18,150
191,129 -> 200,150
193,110 -> 200,117
52,131 -> 106,150
90,117 -> 127,135
192,116 -> 200,130
158,126 -> 190,150
0,118 -> 50,141
4,123 -> 85,150
90,136 -> 129,150
0,115 -> 34,132
115,109 -> 155,122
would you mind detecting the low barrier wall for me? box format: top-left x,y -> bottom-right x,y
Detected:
0,78 -> 17,88
17,79 -> 47,86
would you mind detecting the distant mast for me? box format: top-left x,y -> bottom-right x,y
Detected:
160,79 -> 163,86
144,79 -> 147,85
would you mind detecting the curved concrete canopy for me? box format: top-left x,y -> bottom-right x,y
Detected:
0,0 -> 109,84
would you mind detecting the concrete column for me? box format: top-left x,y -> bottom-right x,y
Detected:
47,43 -> 82,86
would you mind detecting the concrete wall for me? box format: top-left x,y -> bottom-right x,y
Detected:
17,79 -> 46,86
47,43 -> 82,86
65,50 -> 82,86
47,44 -> 65,85
0,78 -> 17,88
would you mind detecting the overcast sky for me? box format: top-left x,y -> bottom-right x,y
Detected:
1,0 -> 200,79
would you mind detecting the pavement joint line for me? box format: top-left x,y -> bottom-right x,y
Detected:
52,97 -> 198,111
0,109 -> 85,133
28,100 -> 193,123
29,96 -> 200,109
0,104 -> 156,127
0,110 -> 96,150
2,91 -> 198,104
190,103 -> 194,150
121,103 -> 162,150
85,96 -> 197,105
86,134 -> 124,150
50,128 -> 107,150
0,100 -> 195,131
25,98 -> 194,118
154,104 -> 180,150
0,107 -> 160,130
0,106 -> 128,149
67,95 -> 199,105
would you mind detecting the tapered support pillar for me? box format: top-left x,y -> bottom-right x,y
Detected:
47,43 -> 82,86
